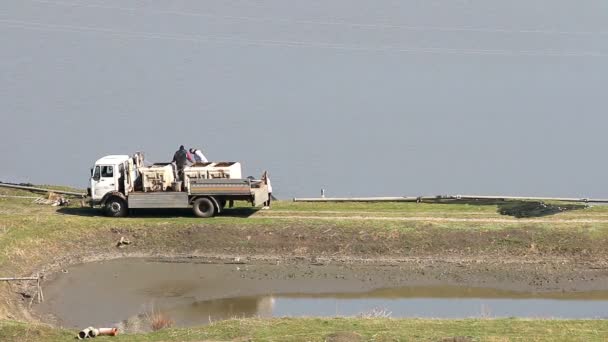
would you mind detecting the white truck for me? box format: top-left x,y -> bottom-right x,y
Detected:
87,152 -> 270,218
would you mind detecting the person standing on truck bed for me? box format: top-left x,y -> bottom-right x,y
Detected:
172,145 -> 192,181
262,171 -> 272,209
189,148 -> 209,163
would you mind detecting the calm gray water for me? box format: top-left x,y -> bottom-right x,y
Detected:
36,259 -> 608,328
156,294 -> 608,328
3,1 -> 608,198
270,297 -> 608,319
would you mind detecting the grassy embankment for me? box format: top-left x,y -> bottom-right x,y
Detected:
2,186 -> 608,277
2,317 -> 608,342
1,186 -> 608,341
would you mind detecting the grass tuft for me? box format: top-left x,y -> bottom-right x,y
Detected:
145,310 -> 174,331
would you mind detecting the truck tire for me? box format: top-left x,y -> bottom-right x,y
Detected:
192,197 -> 216,218
105,197 -> 128,217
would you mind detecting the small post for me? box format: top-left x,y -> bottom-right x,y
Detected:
36,274 -> 44,303
36,276 -> 41,303
321,189 -> 325,198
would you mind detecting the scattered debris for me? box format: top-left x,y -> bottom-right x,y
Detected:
0,274 -> 44,304
18,291 -> 32,299
358,307 -> 392,318
311,256 -> 324,266
78,327 -> 119,339
33,192 -> 70,206
116,237 -> 131,248
33,198 -> 53,205
225,257 -> 246,265
498,201 -> 587,218
529,243 -> 538,253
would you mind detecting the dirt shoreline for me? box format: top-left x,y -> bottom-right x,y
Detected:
38,252 -> 608,293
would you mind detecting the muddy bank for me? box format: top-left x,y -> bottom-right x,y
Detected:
37,254 -> 608,295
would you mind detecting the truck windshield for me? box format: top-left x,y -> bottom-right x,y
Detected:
93,166 -> 100,180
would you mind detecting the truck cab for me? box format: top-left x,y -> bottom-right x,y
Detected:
89,155 -> 135,205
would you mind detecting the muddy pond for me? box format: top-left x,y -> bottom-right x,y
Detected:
36,258 -> 608,329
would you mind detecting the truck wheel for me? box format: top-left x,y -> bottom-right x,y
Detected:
105,197 -> 128,217
192,197 -> 216,218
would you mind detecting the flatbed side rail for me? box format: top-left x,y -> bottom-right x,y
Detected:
189,179 -> 253,196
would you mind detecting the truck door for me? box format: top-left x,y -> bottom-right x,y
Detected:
118,163 -> 125,194
93,165 -> 117,199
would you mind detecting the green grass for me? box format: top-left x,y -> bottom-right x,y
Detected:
2,187 -> 608,273
269,200 -> 608,220
2,187 -> 608,341
2,318 -> 608,342
273,200 -> 498,213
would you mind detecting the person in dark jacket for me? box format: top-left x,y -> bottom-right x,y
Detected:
172,145 -> 192,181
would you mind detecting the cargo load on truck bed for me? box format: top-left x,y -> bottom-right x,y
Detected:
184,162 -> 242,180
140,163 -> 175,192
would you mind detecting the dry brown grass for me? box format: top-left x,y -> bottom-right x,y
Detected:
146,310 -> 174,331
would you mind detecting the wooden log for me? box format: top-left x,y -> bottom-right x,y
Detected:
1,275 -> 44,303
0,277 -> 40,281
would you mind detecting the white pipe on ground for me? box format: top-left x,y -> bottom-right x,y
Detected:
87,328 -> 99,338
98,327 -> 119,336
78,328 -> 91,339
78,327 -> 118,339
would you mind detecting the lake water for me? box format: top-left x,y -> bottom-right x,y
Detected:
36,258 -> 608,328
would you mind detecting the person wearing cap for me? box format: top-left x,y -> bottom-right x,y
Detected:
189,148 -> 209,163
